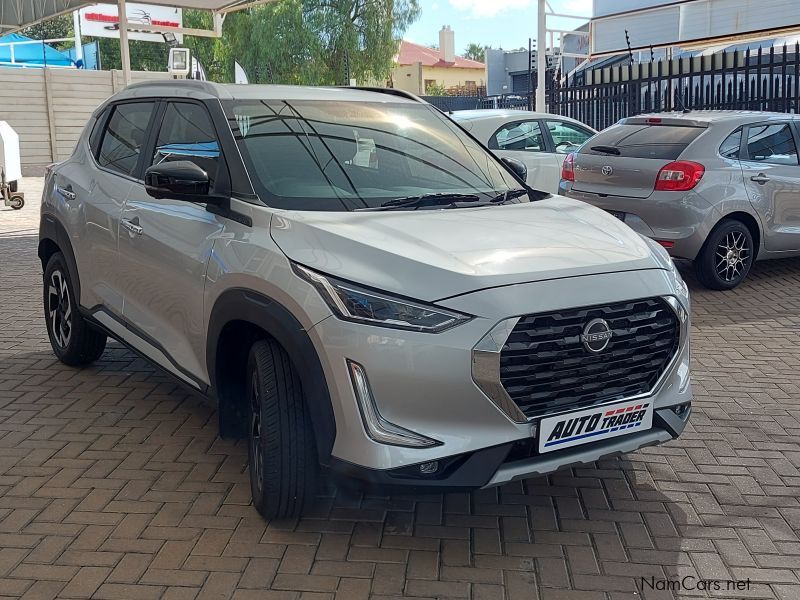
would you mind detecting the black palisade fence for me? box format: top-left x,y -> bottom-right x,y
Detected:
549,44 -> 800,130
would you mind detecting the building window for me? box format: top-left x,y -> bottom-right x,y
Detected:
424,79 -> 438,92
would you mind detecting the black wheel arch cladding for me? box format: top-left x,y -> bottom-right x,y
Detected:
206,288 -> 336,465
39,214 -> 82,301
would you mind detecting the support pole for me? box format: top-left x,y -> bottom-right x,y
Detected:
72,10 -> 83,63
118,0 -> 132,86
536,0 -> 547,113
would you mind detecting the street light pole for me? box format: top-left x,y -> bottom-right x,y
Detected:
536,0 -> 547,113
118,0 -> 132,86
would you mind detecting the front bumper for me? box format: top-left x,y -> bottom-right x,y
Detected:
308,268 -> 691,486
330,404 -> 690,490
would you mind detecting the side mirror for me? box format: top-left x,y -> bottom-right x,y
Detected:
501,157 -> 527,182
145,160 -> 210,200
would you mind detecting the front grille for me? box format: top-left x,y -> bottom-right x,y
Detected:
499,298 -> 680,419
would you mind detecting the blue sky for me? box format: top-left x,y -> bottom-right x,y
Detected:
404,0 -> 593,53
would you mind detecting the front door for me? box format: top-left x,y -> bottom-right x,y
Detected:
118,100 -> 225,387
739,121 -> 800,252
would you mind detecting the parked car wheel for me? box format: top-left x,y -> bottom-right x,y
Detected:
247,338 -> 317,520
43,252 -> 106,365
694,219 -> 754,290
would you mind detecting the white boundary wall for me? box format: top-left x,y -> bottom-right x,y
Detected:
0,67 -> 172,172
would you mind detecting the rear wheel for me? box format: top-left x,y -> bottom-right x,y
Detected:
43,253 -> 106,365
9,195 -> 24,210
694,219 -> 754,290
247,338 -> 317,520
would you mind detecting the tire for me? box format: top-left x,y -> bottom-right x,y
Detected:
247,338 -> 317,520
694,219 -> 754,290
43,253 -> 107,365
9,196 -> 24,210
9,180 -> 17,193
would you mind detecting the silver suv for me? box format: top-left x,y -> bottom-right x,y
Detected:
561,112 -> 800,289
39,82 -> 692,519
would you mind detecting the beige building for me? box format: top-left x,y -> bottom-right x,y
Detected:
392,26 -> 486,95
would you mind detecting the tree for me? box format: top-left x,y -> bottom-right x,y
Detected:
217,0 -> 420,85
463,42 -> 488,63
20,15 -> 73,51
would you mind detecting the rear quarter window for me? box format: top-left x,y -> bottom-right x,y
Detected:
583,124 -> 704,160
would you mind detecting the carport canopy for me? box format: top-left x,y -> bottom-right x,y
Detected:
1,0 -> 278,82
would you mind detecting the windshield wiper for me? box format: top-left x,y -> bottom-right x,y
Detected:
489,188 -> 529,203
356,192 -> 481,211
590,145 -> 621,155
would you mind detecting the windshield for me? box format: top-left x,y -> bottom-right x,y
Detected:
225,99 -> 524,211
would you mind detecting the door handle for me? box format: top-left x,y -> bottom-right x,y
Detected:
121,218 -> 143,236
750,173 -> 770,184
56,185 -> 76,200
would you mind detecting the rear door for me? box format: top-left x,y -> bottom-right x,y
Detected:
63,101 -> 157,315
488,119 -> 560,191
571,120 -> 706,198
739,121 -> 800,252
117,100 -> 226,386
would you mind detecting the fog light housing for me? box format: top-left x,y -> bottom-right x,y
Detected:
419,461 -> 439,474
348,360 -> 440,448
672,403 -> 690,418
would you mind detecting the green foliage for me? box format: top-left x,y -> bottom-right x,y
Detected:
216,0 -> 420,85
15,1 -> 419,85
463,43 -> 488,63
97,38 -> 170,71
424,81 -> 447,95
19,14 -> 73,51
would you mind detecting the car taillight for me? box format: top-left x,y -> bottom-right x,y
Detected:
654,161 -> 704,191
561,152 -> 575,182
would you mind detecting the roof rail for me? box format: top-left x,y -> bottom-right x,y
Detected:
338,86 -> 426,103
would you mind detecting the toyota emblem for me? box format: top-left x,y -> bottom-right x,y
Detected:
601,165 -> 613,176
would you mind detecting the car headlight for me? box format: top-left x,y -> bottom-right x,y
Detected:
293,264 -> 472,333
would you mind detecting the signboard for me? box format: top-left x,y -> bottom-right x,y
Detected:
79,3 -> 183,43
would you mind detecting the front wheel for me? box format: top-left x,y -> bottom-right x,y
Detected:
694,219 -> 754,290
9,195 -> 24,210
43,253 -> 106,365
247,339 -> 317,520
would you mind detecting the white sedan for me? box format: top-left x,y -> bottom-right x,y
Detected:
450,110 -> 596,193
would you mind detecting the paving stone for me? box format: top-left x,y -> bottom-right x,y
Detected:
2,178 -> 799,599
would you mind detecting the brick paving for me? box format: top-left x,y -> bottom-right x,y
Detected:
1,177 -> 799,599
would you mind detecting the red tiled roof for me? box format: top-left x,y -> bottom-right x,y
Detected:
396,40 -> 485,69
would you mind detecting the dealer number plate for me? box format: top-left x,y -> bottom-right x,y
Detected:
538,399 -> 653,453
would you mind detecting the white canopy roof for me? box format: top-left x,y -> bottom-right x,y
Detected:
1,0 -> 269,34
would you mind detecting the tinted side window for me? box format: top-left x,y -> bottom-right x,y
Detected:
720,128 -> 742,159
490,121 -> 545,152
88,107 -> 109,157
584,124 -> 704,160
98,102 -> 155,177
152,102 -> 220,185
546,120 -> 593,154
744,123 -> 798,165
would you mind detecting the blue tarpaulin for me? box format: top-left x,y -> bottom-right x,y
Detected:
0,33 -> 74,68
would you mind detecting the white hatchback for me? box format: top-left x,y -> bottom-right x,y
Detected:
452,110 -> 596,193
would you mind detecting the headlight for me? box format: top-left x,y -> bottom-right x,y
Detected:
293,264 -> 472,333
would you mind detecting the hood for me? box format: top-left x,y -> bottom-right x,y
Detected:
270,196 -> 667,302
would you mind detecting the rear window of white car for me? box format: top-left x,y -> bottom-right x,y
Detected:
583,124 -> 704,160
